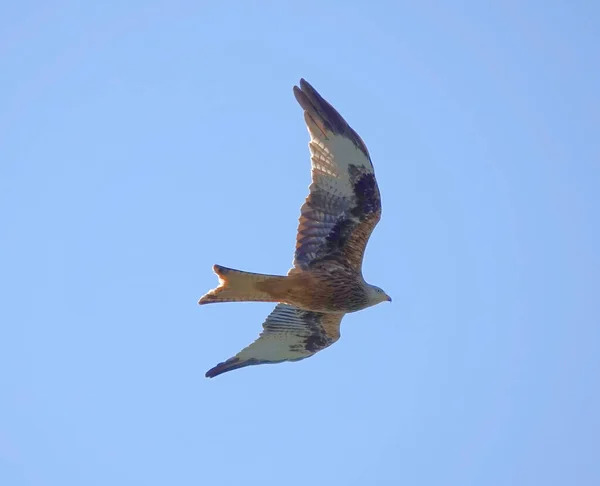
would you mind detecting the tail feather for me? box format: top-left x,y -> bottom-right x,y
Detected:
198,264 -> 286,305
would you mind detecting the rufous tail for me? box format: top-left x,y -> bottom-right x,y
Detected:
198,264 -> 287,305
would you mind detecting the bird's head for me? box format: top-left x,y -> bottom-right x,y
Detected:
366,284 -> 392,306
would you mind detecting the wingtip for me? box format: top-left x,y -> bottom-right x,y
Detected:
205,357 -> 259,378
298,78 -> 311,90
205,359 -> 239,378
294,78 -> 315,97
293,84 -> 308,109
204,366 -> 222,378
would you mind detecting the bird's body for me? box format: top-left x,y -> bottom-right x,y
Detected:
201,262 -> 379,314
198,79 -> 390,378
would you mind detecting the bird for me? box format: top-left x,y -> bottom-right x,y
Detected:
198,78 -> 390,378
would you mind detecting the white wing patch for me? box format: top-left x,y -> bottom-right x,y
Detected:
236,305 -> 317,362
308,136 -> 370,199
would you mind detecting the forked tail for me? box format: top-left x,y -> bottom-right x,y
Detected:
198,264 -> 287,305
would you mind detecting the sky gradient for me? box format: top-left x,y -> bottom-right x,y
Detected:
2,1 -> 599,485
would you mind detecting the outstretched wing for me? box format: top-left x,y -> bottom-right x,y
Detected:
205,304 -> 343,378
292,79 -> 382,272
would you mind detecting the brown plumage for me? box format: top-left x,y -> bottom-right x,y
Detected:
198,79 -> 390,378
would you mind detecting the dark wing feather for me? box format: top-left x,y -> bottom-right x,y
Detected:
205,304 -> 343,378
292,79 -> 382,272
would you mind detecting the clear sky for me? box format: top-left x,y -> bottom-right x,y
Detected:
1,1 -> 599,485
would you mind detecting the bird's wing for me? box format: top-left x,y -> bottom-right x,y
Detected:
205,304 -> 343,378
291,79 -> 382,273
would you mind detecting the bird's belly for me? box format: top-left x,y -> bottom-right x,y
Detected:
282,272 -> 367,313
284,285 -> 335,313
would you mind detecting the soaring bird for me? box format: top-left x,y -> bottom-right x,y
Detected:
199,79 -> 390,378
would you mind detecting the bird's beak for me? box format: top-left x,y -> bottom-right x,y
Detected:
386,294 -> 392,302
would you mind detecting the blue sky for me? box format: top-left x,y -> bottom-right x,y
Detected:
1,1 -> 599,485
